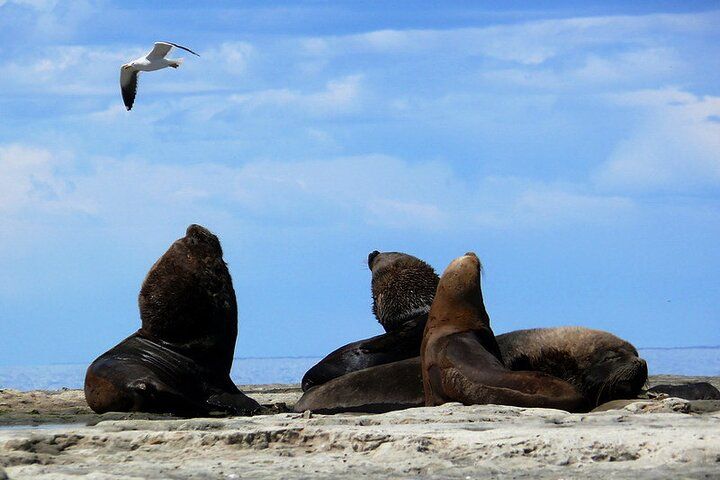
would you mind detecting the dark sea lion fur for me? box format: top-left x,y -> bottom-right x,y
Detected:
647,382 -> 720,400
295,358 -> 423,414
85,224 -> 259,416
369,250 -> 439,332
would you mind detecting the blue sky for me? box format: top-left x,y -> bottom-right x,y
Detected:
0,1 -> 718,367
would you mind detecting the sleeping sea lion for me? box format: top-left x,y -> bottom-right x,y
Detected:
497,327 -> 648,406
84,224 -> 260,416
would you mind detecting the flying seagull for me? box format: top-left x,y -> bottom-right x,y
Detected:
120,41 -> 200,111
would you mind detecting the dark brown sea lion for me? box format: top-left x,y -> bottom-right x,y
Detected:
421,252 -> 588,412
300,251 -> 437,391
84,224 -> 260,416
647,382 -> 720,400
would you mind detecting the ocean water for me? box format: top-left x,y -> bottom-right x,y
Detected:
0,348 -> 718,392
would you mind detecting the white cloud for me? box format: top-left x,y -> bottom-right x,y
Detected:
481,46 -> 682,90
596,89 -> 720,192
205,41 -> 255,75
466,176 -> 636,229
0,144 -> 85,214
0,0 -> 59,9
0,45 -> 133,95
228,75 -> 363,116
300,12 -> 718,65
0,144 -> 637,242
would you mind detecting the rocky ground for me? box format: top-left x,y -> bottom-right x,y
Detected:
1,376 -> 719,479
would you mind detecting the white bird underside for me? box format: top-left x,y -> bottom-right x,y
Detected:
120,41 -> 199,111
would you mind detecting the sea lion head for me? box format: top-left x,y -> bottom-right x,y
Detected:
423,252 -> 503,363
500,327 -> 648,407
138,224 -> 237,368
426,252 -> 491,333
368,250 -> 439,332
579,338 -> 648,405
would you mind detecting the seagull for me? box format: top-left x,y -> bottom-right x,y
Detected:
120,41 -> 200,111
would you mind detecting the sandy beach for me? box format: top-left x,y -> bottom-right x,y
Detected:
1,375 -> 719,479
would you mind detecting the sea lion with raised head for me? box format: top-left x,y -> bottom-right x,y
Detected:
85,224 -> 260,416
421,252 -> 588,411
300,250 -> 438,391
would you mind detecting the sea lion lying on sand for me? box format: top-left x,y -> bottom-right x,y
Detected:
296,250 -> 647,413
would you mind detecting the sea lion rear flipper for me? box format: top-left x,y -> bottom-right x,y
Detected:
207,391 -> 261,414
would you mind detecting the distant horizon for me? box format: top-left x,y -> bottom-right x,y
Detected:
1,345 -> 718,369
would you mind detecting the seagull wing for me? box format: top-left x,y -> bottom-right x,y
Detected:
120,67 -> 139,111
147,42 -> 174,59
161,41 -> 200,57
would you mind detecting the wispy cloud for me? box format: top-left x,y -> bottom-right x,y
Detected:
0,144 -> 638,248
595,89 -> 720,192
0,144 -> 81,214
227,74 -> 363,117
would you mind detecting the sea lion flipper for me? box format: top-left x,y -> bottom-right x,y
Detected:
436,332 -> 588,411
207,391 -> 261,414
422,253 -> 590,413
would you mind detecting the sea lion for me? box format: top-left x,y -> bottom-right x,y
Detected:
295,326 -> 649,413
497,327 -> 648,406
421,252 -> 588,412
300,250 -> 437,391
84,224 -> 260,416
647,382 -> 720,400
297,250 -> 647,413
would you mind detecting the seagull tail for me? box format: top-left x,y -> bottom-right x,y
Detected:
169,58 -> 183,69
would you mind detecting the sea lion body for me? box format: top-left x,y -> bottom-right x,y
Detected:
647,382 -> 720,400
85,225 -> 259,416
301,315 -> 427,391
497,327 -> 648,406
300,251 -> 437,391
421,253 -> 588,412
295,357 -> 423,414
